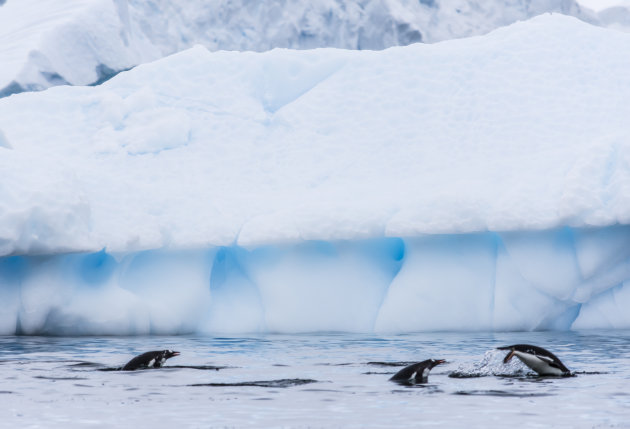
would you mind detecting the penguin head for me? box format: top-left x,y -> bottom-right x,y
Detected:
162,350 -> 180,360
428,359 -> 446,369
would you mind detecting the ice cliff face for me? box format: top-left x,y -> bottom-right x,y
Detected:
2,227 -> 630,335
0,0 -> 603,97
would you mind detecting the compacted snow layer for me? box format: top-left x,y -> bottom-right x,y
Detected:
0,0 -> 598,96
1,15 -> 630,333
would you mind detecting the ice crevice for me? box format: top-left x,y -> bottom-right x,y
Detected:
1,225 -> 630,335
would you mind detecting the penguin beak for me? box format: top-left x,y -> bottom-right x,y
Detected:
503,350 -> 515,364
432,359 -> 446,368
170,351 -> 181,358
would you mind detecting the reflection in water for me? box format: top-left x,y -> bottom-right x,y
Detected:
454,389 -> 554,397
33,375 -> 88,380
95,365 -> 230,372
366,361 -> 417,367
189,378 -> 317,388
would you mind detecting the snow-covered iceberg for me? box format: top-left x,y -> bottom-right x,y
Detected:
0,0 -> 599,97
1,14 -> 630,334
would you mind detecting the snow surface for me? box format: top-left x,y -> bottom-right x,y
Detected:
2,14 -> 630,254
1,14 -> 630,334
0,0 -> 602,97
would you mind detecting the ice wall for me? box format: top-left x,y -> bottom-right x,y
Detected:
2,226 -> 630,335
1,15 -> 630,334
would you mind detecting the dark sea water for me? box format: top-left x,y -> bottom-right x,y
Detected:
1,331 -> 629,428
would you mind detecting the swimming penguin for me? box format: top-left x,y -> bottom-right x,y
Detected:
389,359 -> 446,384
498,344 -> 571,376
122,350 -> 180,371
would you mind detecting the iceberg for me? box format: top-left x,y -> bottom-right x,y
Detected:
0,0 -> 601,97
1,14 -> 630,334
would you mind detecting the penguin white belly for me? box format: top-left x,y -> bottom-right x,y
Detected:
513,351 -> 564,376
422,367 -> 430,380
409,367 -> 431,382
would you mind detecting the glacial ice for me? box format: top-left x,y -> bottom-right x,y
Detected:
0,0 -> 612,97
1,14 -> 630,334
2,227 -> 630,335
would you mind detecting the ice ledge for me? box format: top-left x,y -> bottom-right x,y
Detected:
1,225 -> 629,335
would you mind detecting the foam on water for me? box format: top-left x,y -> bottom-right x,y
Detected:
449,349 -> 529,378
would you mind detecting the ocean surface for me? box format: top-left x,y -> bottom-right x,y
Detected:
1,331 -> 629,428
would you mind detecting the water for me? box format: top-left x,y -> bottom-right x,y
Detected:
1,331 -> 629,428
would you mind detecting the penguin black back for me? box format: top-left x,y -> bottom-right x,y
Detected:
122,350 -> 180,371
389,359 -> 446,384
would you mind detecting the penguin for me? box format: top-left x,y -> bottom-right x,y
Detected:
498,344 -> 571,376
389,359 -> 446,384
122,350 -> 180,371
